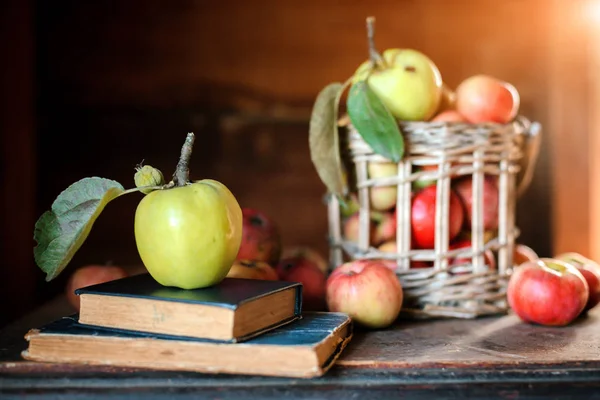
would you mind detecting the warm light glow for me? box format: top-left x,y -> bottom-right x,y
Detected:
585,0 -> 600,26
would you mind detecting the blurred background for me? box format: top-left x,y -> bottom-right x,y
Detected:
2,0 -> 599,327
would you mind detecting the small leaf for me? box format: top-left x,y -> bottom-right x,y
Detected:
309,82 -> 348,197
33,177 -> 125,281
346,80 -> 404,162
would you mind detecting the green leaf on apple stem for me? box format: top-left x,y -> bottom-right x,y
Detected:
346,80 -> 404,163
309,82 -> 348,198
33,177 -> 125,282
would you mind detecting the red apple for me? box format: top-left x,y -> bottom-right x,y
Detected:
281,246 -> 328,274
326,260 -> 403,328
65,265 -> 129,311
276,256 -> 327,311
237,208 -> 282,266
372,211 -> 396,246
431,110 -> 468,123
514,243 -> 539,266
449,238 -> 496,272
554,252 -> 600,312
455,75 -> 520,124
226,259 -> 278,281
453,175 -> 499,231
343,213 -> 369,244
411,186 -> 465,249
507,258 -> 589,326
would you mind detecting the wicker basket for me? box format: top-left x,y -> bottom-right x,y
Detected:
327,116 -> 541,319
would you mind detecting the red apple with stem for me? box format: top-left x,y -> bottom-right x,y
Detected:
411,185 -> 464,249
326,260 -> 403,328
507,258 -> 589,326
554,252 -> 600,312
453,175 -> 500,231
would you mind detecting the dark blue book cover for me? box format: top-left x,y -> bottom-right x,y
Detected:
74,273 -> 303,343
75,273 -> 302,310
23,312 -> 353,378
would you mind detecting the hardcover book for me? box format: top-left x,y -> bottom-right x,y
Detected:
22,312 -> 353,378
74,273 -> 302,342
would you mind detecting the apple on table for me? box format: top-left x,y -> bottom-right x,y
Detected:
326,259 -> 403,329
507,258 -> 589,326
276,255 -> 327,311
554,252 -> 600,312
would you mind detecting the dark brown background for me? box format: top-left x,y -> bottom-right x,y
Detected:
1,0 -> 597,326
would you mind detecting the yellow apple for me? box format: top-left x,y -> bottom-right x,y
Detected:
134,179 -> 243,289
354,48 -> 443,121
368,162 -> 398,211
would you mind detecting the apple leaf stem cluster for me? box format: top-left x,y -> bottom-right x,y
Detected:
33,133 -> 245,291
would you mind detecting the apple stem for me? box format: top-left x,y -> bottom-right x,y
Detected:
173,132 -> 195,187
366,17 -> 385,69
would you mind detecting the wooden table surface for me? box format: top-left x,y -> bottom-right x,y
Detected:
1,296 -> 600,399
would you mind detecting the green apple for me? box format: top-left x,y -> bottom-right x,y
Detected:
134,179 -> 243,289
368,162 -> 398,211
354,48 -> 443,121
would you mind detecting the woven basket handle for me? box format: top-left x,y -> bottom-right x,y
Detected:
516,118 -> 542,197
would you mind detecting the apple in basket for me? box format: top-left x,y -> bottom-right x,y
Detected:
368,162 -> 398,212
448,238 -> 496,272
453,175 -> 500,231
326,260 -> 403,329
431,110 -> 467,123
554,252 -> 600,312
411,185 -> 465,249
455,75 -> 520,124
378,240 -> 432,269
507,258 -> 589,326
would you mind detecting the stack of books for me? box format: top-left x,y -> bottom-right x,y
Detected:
22,273 -> 353,378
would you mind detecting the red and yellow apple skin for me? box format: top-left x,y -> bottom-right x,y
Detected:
507,258 -> 589,326
226,259 -> 278,281
455,75 -> 520,124
326,260 -> 403,329
134,179 -> 243,290
554,252 -> 600,312
411,186 -> 465,249
276,256 -> 327,311
237,208 -> 282,266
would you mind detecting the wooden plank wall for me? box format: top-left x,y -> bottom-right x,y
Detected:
2,0 -> 596,321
